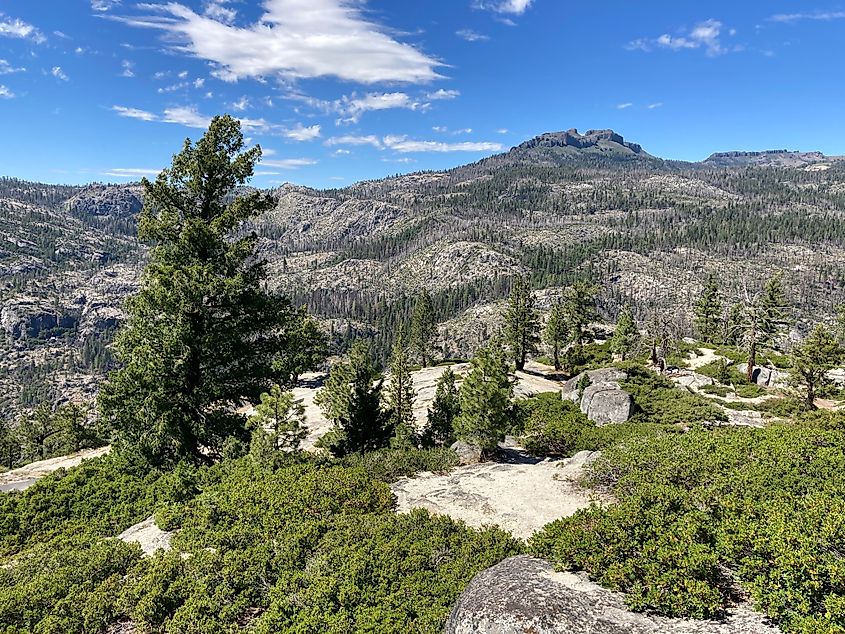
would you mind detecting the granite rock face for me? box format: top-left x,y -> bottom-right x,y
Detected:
445,555 -> 782,634
562,368 -> 633,425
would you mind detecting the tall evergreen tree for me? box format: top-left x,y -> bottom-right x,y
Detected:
410,289 -> 437,367
422,367 -> 461,447
387,328 -> 417,449
790,324 -> 840,409
454,340 -> 514,452
611,304 -> 640,361
504,276 -> 540,371
737,275 -> 791,383
315,341 -> 391,456
543,303 -> 568,371
562,281 -> 599,348
694,273 -> 722,343
99,116 -> 319,467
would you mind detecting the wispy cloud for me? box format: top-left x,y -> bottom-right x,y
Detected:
261,158 -> 318,169
0,13 -> 46,44
628,19 -> 737,57
0,59 -> 25,75
112,105 -> 157,121
112,104 -> 272,132
616,102 -> 633,109
204,1 -> 237,25
0,84 -> 15,99
473,0 -> 534,15
337,92 -> 426,123
120,60 -> 135,77
91,0 -> 121,11
456,28 -> 490,42
112,0 -> 443,84
383,135 -> 503,153
51,66 -> 69,81
427,88 -> 460,100
325,134 -> 383,148
102,167 -> 160,178
647,102 -> 663,109
433,126 -> 472,134
769,10 -> 845,23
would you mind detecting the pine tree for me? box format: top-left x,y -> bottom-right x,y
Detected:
315,341 -> 391,456
611,304 -> 640,361
454,340 -> 514,452
737,275 -> 791,383
722,303 -> 744,346
694,273 -> 722,343
790,324 -> 840,409
410,289 -> 437,367
543,303 -> 568,370
503,276 -> 540,371
423,367 -> 461,447
98,116 -> 320,467
247,385 -> 307,459
17,403 -> 60,462
387,328 -> 417,449
562,281 -> 599,348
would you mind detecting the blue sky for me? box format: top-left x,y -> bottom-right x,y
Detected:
0,1 -> 844,189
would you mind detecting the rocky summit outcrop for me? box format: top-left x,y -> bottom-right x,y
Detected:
64,184 -> 143,218
562,368 -> 633,425
0,297 -> 79,340
703,150 -> 835,168
445,555 -> 781,634
516,128 -> 646,155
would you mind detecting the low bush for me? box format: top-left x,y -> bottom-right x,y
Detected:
531,426 -> 845,632
341,446 -> 459,482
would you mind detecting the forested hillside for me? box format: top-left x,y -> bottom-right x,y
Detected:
2,128 -> 845,420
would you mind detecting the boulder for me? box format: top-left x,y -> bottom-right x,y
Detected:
561,368 -> 633,425
737,364 -> 787,388
445,555 -> 781,634
580,383 -> 634,426
450,441 -> 484,465
117,516 -> 173,557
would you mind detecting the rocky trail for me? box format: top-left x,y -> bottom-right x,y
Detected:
0,445 -> 110,492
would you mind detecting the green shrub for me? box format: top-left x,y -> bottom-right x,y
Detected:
531,426 -> 845,632
341,447 -> 459,482
619,365 -> 727,426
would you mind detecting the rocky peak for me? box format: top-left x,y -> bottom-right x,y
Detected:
703,149 -> 834,168
516,128 -> 645,154
64,184 -> 144,218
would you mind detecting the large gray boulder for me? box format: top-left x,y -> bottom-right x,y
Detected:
561,368 -> 633,425
445,555 -> 781,634
737,364 -> 787,388
450,441 -> 484,466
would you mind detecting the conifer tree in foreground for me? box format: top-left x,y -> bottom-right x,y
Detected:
411,288 -> 437,367
694,273 -> 722,343
99,115 -> 321,467
737,274 -> 790,383
562,280 -> 599,349
504,276 -> 540,371
387,328 -> 417,449
790,324 -> 840,409
611,304 -> 640,361
454,339 -> 514,452
423,367 -> 461,447
316,341 -> 392,456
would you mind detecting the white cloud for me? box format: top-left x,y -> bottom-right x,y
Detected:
474,0 -> 534,15
647,102 -> 663,109
427,88 -> 460,100
193,77 -> 205,88
120,60 -> 135,77
339,92 -> 424,122
769,11 -> 845,23
0,14 -> 46,44
332,149 -> 351,156
382,135 -> 503,153
456,29 -> 490,42
616,102 -> 633,109
102,167 -> 161,178
0,84 -> 15,99
628,19 -> 735,57
433,126 -> 472,134
261,158 -> 318,169
91,0 -> 121,11
0,59 -> 25,75
204,1 -> 237,25
114,0 -> 443,84
161,106 -> 211,128
231,96 -> 250,111
112,105 -> 158,121
496,128 -> 509,134
283,123 -> 321,141
325,134 -> 383,148
51,66 -> 69,81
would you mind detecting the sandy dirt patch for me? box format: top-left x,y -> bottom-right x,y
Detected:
0,446 -> 111,491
